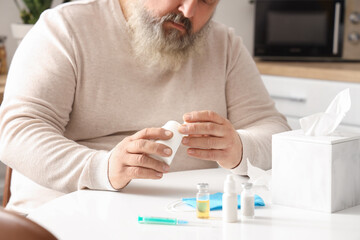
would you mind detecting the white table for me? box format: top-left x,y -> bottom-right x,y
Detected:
28,168 -> 360,240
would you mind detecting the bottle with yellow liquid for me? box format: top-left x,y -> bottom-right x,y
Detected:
196,183 -> 210,219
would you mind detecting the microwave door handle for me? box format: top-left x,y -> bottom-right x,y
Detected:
332,2 -> 341,55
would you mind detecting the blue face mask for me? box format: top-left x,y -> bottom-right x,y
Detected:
182,192 -> 265,211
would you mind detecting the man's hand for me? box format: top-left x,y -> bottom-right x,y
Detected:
179,110 -> 243,169
108,128 -> 173,189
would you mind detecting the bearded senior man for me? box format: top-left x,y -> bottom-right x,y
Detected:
0,0 -> 290,214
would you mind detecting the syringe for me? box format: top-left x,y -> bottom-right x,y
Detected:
138,216 -> 211,227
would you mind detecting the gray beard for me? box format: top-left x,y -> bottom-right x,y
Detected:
126,1 -> 211,72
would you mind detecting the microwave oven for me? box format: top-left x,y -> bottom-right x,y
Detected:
254,0 -> 360,61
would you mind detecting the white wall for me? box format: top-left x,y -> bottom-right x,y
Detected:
0,0 -> 67,67
214,0 -> 255,55
0,0 -> 22,69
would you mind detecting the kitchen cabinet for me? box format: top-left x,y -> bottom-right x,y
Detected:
256,61 -> 360,83
257,61 -> 360,133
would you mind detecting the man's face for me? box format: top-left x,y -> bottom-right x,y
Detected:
142,0 -> 219,35
125,0 -> 219,71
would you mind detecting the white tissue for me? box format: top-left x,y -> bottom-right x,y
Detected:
247,159 -> 272,190
299,88 -> 351,136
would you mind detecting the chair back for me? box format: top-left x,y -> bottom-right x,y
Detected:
0,208 -> 57,240
2,166 -> 12,208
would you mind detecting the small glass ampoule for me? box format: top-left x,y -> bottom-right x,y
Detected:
196,183 -> 210,219
241,182 -> 255,219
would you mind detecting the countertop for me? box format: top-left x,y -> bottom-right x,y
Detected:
256,61 -> 360,83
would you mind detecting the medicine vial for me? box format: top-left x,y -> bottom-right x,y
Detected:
196,183 -> 210,219
222,174 -> 238,223
150,120 -> 184,165
241,182 -> 255,219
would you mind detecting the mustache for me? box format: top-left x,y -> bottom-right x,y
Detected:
160,13 -> 192,34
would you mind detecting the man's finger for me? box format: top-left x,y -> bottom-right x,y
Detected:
126,166 -> 163,179
187,148 -> 225,161
127,139 -> 172,157
126,154 -> 170,173
178,122 -> 224,136
182,136 -> 227,149
130,128 -> 173,141
183,110 -> 224,124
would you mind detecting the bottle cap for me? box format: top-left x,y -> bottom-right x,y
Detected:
197,183 -> 209,191
241,182 -> 253,190
224,174 -> 236,193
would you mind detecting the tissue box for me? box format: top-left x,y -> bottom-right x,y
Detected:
272,130 -> 360,213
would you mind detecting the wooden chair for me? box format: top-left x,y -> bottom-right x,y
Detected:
0,208 -> 57,240
2,166 -> 12,208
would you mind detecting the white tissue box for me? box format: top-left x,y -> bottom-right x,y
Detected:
272,130 -> 360,213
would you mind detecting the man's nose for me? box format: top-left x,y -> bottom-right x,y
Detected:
178,0 -> 197,18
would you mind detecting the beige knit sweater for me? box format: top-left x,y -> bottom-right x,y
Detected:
0,0 -> 290,214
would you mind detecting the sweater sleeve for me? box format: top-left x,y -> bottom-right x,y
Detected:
0,10 -> 115,192
223,29 -> 291,175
